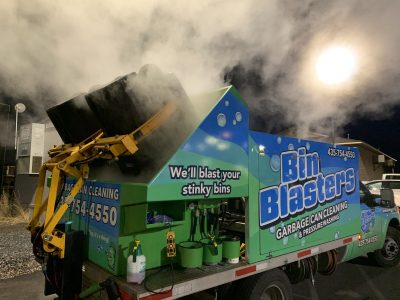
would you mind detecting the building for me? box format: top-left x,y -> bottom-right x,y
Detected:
13,121 -> 62,208
280,130 -> 396,182
336,138 -> 396,181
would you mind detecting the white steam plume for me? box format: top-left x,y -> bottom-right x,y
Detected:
0,0 -> 400,134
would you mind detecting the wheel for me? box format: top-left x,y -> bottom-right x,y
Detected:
372,227 -> 400,267
234,268 -> 293,300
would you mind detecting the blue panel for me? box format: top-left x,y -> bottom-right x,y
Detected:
64,180 -> 121,237
250,132 -> 359,229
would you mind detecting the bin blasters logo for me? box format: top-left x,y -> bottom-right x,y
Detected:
361,210 -> 375,233
276,201 -> 348,240
259,147 -> 356,235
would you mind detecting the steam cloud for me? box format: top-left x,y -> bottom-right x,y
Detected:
1,0 -> 400,136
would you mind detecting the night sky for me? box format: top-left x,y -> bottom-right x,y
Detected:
344,105 -> 400,171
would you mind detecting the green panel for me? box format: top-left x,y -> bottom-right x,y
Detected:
246,137 -> 262,262
258,206 -> 360,258
148,86 -> 250,202
120,203 -> 148,234
67,203 -> 196,275
119,183 -> 148,206
148,151 -> 248,201
341,206 -> 400,262
119,201 -> 186,235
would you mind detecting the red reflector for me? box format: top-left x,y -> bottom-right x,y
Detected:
343,237 -> 353,244
236,265 -> 256,277
297,249 -> 311,258
119,289 -> 134,300
140,290 -> 173,300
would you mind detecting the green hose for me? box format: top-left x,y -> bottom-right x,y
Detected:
79,283 -> 103,298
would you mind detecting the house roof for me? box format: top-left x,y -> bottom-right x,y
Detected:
336,139 -> 397,162
279,129 -> 397,162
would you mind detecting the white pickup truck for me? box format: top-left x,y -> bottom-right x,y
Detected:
365,179 -> 400,208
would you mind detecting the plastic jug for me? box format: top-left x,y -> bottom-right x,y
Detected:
127,240 -> 146,284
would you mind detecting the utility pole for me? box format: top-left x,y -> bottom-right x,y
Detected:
14,103 -> 26,152
0,103 -> 11,194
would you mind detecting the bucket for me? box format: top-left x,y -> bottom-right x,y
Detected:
177,241 -> 203,268
201,239 -> 222,266
46,93 -> 102,144
221,236 -> 240,264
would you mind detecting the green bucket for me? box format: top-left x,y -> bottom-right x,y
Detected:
177,241 -> 203,268
221,236 -> 240,264
201,239 -> 222,265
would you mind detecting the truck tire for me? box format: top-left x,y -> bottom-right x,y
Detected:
234,269 -> 292,300
372,227 -> 400,267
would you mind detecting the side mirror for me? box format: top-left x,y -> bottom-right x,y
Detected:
378,188 -> 395,208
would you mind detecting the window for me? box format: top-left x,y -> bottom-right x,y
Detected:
360,183 -> 375,207
383,174 -> 400,180
388,181 -> 400,189
366,182 -> 382,192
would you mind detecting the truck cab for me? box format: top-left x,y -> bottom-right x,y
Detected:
343,182 -> 400,266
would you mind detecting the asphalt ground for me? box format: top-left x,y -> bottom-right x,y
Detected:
1,224 -> 399,300
1,256 -> 399,300
292,256 -> 400,300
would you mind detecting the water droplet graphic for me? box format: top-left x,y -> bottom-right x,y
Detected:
344,157 -> 347,161
306,142 -> 310,150
298,139 -> 301,143
205,136 -> 218,145
269,226 -> 276,234
217,113 -> 226,127
301,238 -> 306,246
270,155 -> 281,172
277,137 -> 282,144
233,120 -> 237,125
217,142 -> 230,151
235,112 -> 242,122
283,236 -> 288,245
288,144 -> 294,150
225,101 -> 229,107
294,233 -> 298,239
334,232 -> 339,239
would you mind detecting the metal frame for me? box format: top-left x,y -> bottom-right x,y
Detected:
82,234 -> 359,300
28,101 -> 177,258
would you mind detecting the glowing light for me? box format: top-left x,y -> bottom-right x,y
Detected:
315,46 -> 357,85
258,145 -> 265,155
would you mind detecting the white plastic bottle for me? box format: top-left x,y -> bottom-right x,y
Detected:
127,240 -> 146,284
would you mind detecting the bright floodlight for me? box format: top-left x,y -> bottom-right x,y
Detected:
315,46 -> 357,85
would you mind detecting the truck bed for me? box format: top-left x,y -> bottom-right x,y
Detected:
83,260 -> 247,299
82,233 -> 359,300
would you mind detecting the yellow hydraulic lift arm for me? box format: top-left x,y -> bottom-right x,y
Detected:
28,101 -> 176,258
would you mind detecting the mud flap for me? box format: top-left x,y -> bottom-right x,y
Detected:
44,230 -> 84,300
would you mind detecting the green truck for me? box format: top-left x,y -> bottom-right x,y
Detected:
28,66 -> 400,300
